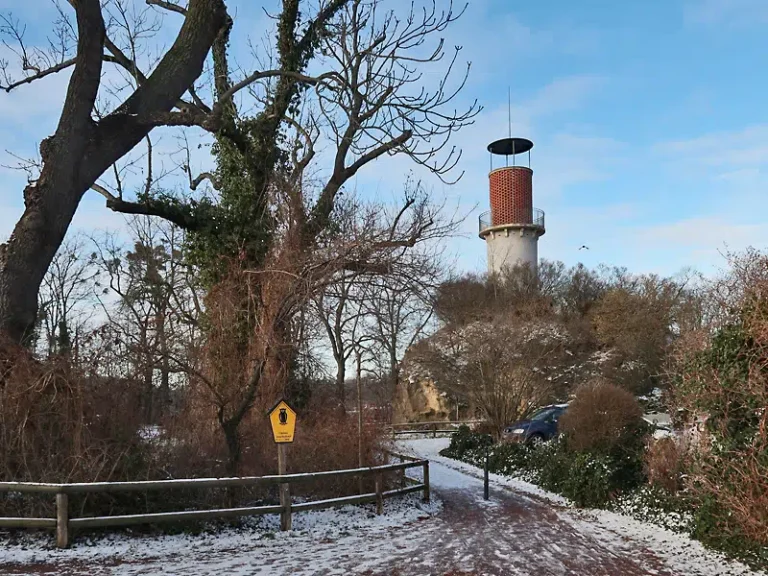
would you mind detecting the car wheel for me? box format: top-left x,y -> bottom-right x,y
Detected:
527,434 -> 545,447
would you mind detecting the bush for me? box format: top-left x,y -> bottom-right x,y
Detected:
645,436 -> 688,494
665,250 -> 768,565
0,346 -> 156,518
487,442 -> 532,474
441,425 -> 492,459
0,344 -> 390,524
613,485 -> 693,533
439,382 -> 652,509
559,380 -> 649,458
526,439 -> 642,508
472,421 -> 500,438
166,394 -> 390,501
691,494 -> 768,568
527,440 -> 570,492
559,452 -> 613,507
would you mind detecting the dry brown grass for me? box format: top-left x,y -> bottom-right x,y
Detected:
644,436 -> 688,494
0,341 -> 156,517
0,337 -> 389,520
164,388 -> 390,501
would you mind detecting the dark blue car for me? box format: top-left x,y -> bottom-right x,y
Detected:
502,404 -> 568,446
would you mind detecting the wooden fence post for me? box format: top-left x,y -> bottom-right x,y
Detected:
278,444 -> 292,531
375,474 -> 383,515
432,424 -> 436,438
422,462 -> 430,503
55,493 -> 69,549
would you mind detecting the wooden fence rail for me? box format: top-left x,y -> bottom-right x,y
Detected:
388,420 -> 485,429
387,420 -> 485,439
385,450 -> 430,503
0,459 -> 429,549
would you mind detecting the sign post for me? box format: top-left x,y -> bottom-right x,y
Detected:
268,399 -> 297,531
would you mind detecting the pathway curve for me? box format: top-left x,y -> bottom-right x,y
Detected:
0,438 -> 761,576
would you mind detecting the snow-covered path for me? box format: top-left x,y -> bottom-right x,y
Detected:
0,438 -> 763,576
398,439 -> 763,576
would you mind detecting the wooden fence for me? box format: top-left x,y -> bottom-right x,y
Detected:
0,456 -> 429,549
388,420 -> 486,438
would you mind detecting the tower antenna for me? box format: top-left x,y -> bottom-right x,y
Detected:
508,86 -> 512,138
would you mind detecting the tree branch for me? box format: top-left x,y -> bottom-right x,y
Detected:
105,197 -> 203,230
146,0 -> 188,16
90,182 -> 116,201
1,56 -> 75,93
53,0 -> 105,144
306,130 -> 412,239
191,171 -> 220,190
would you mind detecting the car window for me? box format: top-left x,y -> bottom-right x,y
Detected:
530,408 -> 556,422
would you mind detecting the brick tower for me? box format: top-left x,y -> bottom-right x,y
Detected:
478,137 -> 545,274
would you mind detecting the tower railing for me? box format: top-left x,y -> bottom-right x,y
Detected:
478,208 -> 545,234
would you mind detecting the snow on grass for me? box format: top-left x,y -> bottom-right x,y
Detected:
567,507 -> 762,576
3,439 -> 765,575
0,494 -> 442,575
396,437 -> 569,505
400,438 -> 767,576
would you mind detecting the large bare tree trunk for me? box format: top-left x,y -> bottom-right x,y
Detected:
0,0 -> 227,345
0,183 -> 82,345
0,0 -> 104,345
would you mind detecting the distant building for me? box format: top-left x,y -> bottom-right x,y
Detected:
478,137 -> 545,274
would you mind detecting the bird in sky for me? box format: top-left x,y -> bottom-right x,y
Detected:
579,245 -> 589,250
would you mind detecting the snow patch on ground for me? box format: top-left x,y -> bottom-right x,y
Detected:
2,439 -> 764,575
569,507 -> 759,576
0,494 -> 441,574
402,438 -> 766,576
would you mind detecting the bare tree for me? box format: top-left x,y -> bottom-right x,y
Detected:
412,319 -> 572,438
193,178 -> 460,472
314,272 -> 366,409
591,272 -> 697,393
2,0 -> 476,467
177,0 -> 475,471
91,217 -> 202,422
37,233 -> 98,358
0,0 -> 359,345
365,264 -> 438,402
313,194 -> 450,412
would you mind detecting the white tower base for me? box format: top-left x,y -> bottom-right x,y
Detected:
482,226 -> 542,274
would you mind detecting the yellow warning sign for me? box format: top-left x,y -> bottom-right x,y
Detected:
268,400 -> 297,443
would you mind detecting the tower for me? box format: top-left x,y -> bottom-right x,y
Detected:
478,137 -> 545,274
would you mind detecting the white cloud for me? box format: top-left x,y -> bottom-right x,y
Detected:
626,217 -> 768,276
523,75 -> 606,119
634,216 -> 765,249
685,0 -> 768,26
655,124 -> 768,167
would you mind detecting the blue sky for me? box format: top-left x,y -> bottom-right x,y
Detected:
2,0 -> 768,278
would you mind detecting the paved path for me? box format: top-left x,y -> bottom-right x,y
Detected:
0,439 -> 760,576
383,440 -> 675,576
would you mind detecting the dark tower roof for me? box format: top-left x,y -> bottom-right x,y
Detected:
487,137 -> 533,156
